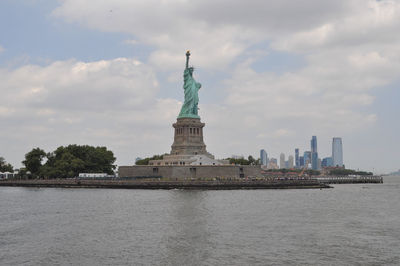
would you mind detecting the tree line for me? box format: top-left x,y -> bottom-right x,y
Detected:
135,154 -> 166,165
226,155 -> 260,165
2,144 -> 116,179
328,168 -> 373,176
0,157 -> 13,172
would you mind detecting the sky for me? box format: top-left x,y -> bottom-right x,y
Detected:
0,0 -> 399,174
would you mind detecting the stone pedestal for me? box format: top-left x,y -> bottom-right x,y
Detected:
170,117 -> 212,157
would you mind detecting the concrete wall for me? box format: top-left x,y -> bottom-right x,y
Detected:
118,165 -> 262,179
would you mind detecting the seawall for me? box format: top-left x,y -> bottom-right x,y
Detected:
0,179 -> 330,190
316,176 -> 383,184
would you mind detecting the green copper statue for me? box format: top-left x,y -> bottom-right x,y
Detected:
178,51 -> 201,118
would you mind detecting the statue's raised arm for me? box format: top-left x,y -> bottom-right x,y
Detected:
185,50 -> 190,69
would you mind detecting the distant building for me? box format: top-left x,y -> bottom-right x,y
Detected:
299,156 -> 304,167
189,155 -> 229,166
0,172 -> 15,179
267,158 -> 279,169
311,152 -> 319,170
295,148 -> 300,168
303,151 -> 311,167
288,155 -> 294,168
280,153 -> 285,169
311,136 -> 317,153
260,149 -> 268,166
231,155 -> 244,159
332,137 -> 343,167
311,136 -> 319,170
322,157 -> 333,167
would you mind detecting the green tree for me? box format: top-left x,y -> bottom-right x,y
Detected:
23,145 -> 116,179
248,155 -> 256,165
227,157 -> 250,165
42,145 -> 116,178
0,157 -> 14,172
136,154 -> 165,165
22,148 -> 46,176
329,168 -> 372,176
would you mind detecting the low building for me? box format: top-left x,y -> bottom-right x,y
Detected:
118,165 -> 262,179
0,172 -> 15,179
78,173 -> 115,179
149,154 -> 227,166
322,157 -> 333,167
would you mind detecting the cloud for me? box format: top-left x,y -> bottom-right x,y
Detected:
1,58 -> 158,110
0,45 -> 4,53
0,58 -> 182,166
124,39 -> 139,45
51,0 -> 400,84
52,0 -> 351,70
272,2 -> 400,54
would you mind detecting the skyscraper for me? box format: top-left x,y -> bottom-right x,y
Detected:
288,155 -> 294,168
312,152 -> 319,170
295,148 -> 300,168
280,153 -> 285,169
311,136 -> 318,170
260,149 -> 268,166
332,137 -> 343,167
311,136 -> 317,153
299,156 -> 304,167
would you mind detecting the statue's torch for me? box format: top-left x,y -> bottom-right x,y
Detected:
186,50 -> 190,69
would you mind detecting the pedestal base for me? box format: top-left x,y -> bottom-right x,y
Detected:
170,117 -> 212,156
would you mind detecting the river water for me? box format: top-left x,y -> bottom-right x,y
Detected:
1,176 -> 399,266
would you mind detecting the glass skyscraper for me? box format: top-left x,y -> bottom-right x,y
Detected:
311,136 -> 318,170
332,137 -> 343,167
260,149 -> 268,166
311,136 -> 317,153
299,156 -> 304,167
311,152 -> 319,170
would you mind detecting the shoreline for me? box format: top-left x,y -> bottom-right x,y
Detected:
0,179 -> 331,190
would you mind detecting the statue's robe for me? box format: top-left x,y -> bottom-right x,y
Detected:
178,68 -> 201,118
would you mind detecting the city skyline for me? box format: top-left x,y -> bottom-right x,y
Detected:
1,1 -> 400,174
262,136 -> 344,170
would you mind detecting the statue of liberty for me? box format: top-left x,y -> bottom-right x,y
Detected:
178,51 -> 201,118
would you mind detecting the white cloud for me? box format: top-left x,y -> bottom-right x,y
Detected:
0,58 -> 182,166
1,58 -> 157,110
272,1 -> 400,52
124,39 -> 139,45
52,0 -> 350,70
